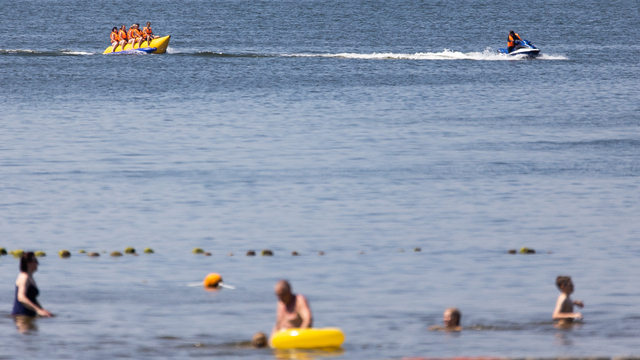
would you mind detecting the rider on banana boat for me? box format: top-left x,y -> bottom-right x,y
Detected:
128,24 -> 145,49
110,27 -> 121,53
142,22 -> 158,47
117,25 -> 130,51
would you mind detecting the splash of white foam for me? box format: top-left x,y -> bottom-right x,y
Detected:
60,50 -> 95,55
535,53 -> 569,60
1,49 -> 96,55
0,49 -> 38,54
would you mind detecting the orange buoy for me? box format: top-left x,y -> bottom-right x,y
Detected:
203,273 -> 222,288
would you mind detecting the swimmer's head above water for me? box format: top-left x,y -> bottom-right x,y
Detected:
429,307 -> 462,332
251,332 -> 267,348
443,307 -> 461,327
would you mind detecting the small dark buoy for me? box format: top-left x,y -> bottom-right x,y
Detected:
317,251 -> 325,256
192,248 -> 204,254
35,251 -> 46,257
507,249 -> 517,254
227,253 -> 233,257
519,247 -> 535,254
143,248 -> 154,254
291,251 -> 299,256
78,250 -> 86,254
246,250 -> 256,256
358,251 -> 365,255
414,247 -> 421,252
204,252 -> 212,256
88,252 -> 100,257
111,251 -> 123,257
261,249 -> 273,256
58,250 -> 71,258
0,247 -> 7,255
124,247 -> 136,254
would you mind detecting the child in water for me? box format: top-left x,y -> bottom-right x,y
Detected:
429,308 -> 462,332
552,276 -> 584,325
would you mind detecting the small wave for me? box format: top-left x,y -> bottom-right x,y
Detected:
60,50 -> 95,56
0,49 -> 95,56
535,53 -> 569,60
0,49 -> 39,54
194,51 -> 277,58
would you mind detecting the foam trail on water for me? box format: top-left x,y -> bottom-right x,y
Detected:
60,50 -> 95,55
0,49 -> 95,56
134,47 -> 570,60
0,49 -> 39,54
285,48 -> 568,61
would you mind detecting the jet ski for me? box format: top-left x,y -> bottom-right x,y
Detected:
498,39 -> 540,57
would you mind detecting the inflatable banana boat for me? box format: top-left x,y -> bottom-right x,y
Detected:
103,35 -> 170,54
271,328 -> 345,349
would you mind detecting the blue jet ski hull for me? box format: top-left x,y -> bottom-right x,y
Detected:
498,39 -> 541,58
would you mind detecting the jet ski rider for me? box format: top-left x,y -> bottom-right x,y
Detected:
508,30 -> 522,53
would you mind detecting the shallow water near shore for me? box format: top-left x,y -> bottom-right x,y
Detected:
1,0 -> 640,358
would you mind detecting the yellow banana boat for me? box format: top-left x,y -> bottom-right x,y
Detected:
103,35 -> 170,54
271,328 -> 345,349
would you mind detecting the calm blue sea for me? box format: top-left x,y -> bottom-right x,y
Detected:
1,0 -> 640,359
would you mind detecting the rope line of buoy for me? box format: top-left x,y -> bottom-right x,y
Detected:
0,246 -> 547,260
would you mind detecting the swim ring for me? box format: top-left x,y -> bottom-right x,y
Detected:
271,328 -> 345,349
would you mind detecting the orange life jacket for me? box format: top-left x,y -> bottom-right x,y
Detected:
143,27 -> 153,36
508,33 -> 521,47
110,31 -> 119,42
129,28 -> 141,39
119,29 -> 128,41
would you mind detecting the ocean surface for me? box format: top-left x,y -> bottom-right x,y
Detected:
1,0 -> 640,358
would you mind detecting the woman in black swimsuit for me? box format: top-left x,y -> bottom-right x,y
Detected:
12,252 -> 53,318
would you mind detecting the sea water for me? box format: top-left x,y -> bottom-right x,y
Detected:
1,0 -> 640,358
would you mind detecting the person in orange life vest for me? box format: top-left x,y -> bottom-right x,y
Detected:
142,22 -> 158,47
128,23 -> 144,49
118,25 -> 129,51
110,27 -> 121,53
507,30 -> 522,53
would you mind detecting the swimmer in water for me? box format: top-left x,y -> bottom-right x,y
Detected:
12,252 -> 53,320
429,307 -> 462,332
251,332 -> 267,348
271,280 -> 313,338
552,276 -> 584,326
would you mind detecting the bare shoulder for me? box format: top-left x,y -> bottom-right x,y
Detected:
298,294 -> 310,304
15,272 -> 28,286
296,294 -> 310,309
556,292 -> 568,303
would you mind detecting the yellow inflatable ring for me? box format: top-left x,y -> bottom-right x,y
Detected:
271,328 -> 345,349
